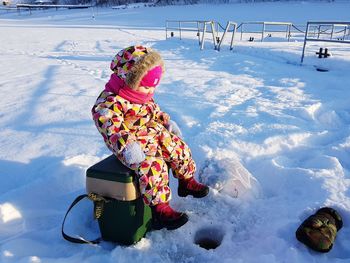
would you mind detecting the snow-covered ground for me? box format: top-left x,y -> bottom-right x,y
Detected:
1,1 -> 350,262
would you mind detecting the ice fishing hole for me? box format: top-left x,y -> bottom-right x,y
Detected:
194,226 -> 224,250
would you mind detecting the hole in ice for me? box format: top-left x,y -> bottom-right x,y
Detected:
194,226 -> 224,250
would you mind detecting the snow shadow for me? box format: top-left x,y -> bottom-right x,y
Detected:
5,64 -> 97,138
0,156 -> 100,260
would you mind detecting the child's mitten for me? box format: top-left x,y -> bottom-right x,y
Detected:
166,120 -> 182,138
296,207 -> 342,253
122,142 -> 146,165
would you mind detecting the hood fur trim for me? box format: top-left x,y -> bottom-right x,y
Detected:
125,50 -> 165,89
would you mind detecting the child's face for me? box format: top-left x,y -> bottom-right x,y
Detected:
136,86 -> 155,95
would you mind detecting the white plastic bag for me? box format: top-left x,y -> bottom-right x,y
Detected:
199,156 -> 261,200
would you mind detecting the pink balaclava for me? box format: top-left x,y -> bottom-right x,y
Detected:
104,45 -> 164,104
140,65 -> 162,87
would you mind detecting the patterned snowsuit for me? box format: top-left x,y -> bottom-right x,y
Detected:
92,91 -> 196,205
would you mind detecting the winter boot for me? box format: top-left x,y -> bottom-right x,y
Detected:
178,177 -> 209,198
151,202 -> 188,230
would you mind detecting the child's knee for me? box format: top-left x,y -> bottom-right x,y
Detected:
137,156 -> 168,178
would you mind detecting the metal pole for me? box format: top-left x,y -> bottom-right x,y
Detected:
343,25 -> 347,40
300,22 -> 310,64
165,21 -> 168,40
289,24 -> 292,41
240,23 -> 243,40
211,21 -> 217,50
218,21 -> 229,51
261,22 -> 265,42
200,23 -> 207,50
230,23 -> 237,50
330,24 -> 334,40
197,21 -> 201,46
179,21 -> 182,40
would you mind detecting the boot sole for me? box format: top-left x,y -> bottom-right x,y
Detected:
178,187 -> 209,198
152,213 -> 189,231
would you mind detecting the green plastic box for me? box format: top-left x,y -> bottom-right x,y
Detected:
86,155 -> 152,245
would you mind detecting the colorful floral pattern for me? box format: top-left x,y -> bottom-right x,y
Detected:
92,91 -> 196,205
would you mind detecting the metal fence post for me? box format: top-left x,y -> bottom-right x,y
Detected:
261,22 -> 265,42
179,21 -> 182,40
165,20 -> 168,40
200,22 -> 207,50
287,24 -> 291,41
301,22 -> 310,64
197,21 -> 201,46
211,21 -> 217,50
230,22 -> 237,50
330,24 -> 335,40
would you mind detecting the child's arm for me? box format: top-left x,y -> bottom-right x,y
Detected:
152,101 -> 182,137
153,102 -> 170,125
92,93 -> 136,155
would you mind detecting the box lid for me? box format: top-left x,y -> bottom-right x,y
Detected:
86,155 -> 135,183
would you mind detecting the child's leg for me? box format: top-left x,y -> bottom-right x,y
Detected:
137,156 -> 171,206
137,155 -> 188,230
159,130 -> 196,180
160,129 -> 209,198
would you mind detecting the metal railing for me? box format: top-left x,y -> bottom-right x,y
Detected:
0,6 -> 17,14
217,21 -> 238,51
238,21 -> 292,42
165,20 -> 295,50
165,20 -> 218,50
165,19 -> 350,62
16,4 -> 92,15
301,21 -> 350,63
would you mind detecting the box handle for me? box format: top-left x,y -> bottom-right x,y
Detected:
61,194 -> 102,245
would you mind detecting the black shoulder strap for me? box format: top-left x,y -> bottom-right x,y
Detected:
61,194 -> 102,245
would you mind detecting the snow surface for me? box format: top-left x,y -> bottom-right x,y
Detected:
1,1 -> 350,262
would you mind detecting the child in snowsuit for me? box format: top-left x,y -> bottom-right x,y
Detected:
92,45 -> 209,230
